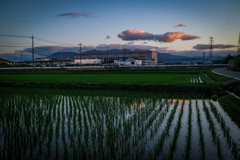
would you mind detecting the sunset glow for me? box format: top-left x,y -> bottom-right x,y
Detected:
0,0 -> 239,60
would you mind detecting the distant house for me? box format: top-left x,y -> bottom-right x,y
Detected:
0,58 -> 16,65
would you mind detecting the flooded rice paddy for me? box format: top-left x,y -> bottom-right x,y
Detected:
0,90 -> 240,160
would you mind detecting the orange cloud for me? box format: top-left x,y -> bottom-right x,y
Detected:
174,24 -> 187,27
162,32 -> 200,42
118,30 -> 200,43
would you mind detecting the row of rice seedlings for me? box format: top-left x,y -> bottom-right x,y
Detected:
106,97 -> 149,157
126,101 -> 166,159
208,101 -> 240,159
165,99 -> 185,159
125,98 -> 163,159
151,99 -> 179,159
0,92 -> 58,159
183,99 -> 192,160
196,100 -> 206,160
74,96 -> 137,159
190,75 -> 203,83
198,76 -> 203,83
203,101 -> 224,160
118,98 -> 163,159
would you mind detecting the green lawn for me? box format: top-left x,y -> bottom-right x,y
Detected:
0,73 -> 199,83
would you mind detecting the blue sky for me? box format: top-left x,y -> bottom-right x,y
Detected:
0,0 -> 240,60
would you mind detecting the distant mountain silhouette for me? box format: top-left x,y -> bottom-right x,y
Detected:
48,52 -> 76,58
47,49 -> 224,63
83,49 -> 133,54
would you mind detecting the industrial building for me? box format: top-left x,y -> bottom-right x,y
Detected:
74,51 -> 157,63
17,51 -> 158,66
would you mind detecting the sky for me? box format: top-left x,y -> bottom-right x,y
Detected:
0,0 -> 240,60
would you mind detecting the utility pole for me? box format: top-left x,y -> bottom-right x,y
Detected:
30,35 -> 34,71
107,46 -> 109,63
20,52 -> 22,62
203,51 -> 205,63
237,33 -> 240,55
62,51 -> 64,65
209,37 -> 213,62
79,43 -> 82,66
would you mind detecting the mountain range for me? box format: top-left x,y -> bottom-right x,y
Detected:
48,49 -> 225,63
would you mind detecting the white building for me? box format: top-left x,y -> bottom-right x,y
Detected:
114,58 -> 142,66
74,59 -> 101,64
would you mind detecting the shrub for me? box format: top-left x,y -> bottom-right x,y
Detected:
212,95 -> 218,101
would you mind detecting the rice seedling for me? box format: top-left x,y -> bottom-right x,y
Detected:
183,99 -> 192,160
151,99 -> 178,159
208,101 -> 240,159
196,100 -> 206,160
165,100 -> 184,159
203,101 -> 225,160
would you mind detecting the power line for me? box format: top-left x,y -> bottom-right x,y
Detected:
215,0 -> 240,43
237,32 -> 240,55
0,33 -> 78,45
214,0 -> 238,38
0,33 -> 30,38
209,37 -> 213,61
35,37 -> 78,46
216,5 -> 240,43
0,44 -> 31,47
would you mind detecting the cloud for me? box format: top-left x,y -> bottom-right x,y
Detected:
174,24 -> 187,27
118,30 -> 200,42
128,41 -> 134,44
57,12 -> 96,18
19,45 -> 94,57
193,44 -> 237,50
106,35 -> 111,39
142,42 -> 147,44
170,50 -> 237,57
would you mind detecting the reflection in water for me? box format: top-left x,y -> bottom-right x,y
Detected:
168,99 -> 189,104
176,108 -> 187,112
130,102 -> 146,107
1,93 -> 240,160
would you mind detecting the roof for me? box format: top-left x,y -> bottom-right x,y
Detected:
36,57 -> 52,59
0,58 -> 16,63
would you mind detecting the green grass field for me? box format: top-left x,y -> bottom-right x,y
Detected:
0,73 -> 200,83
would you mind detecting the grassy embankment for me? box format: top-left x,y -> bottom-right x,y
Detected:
204,69 -> 240,126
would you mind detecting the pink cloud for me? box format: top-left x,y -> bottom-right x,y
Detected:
118,30 -> 200,42
118,30 -> 155,41
174,24 -> 187,27
161,32 -> 200,42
